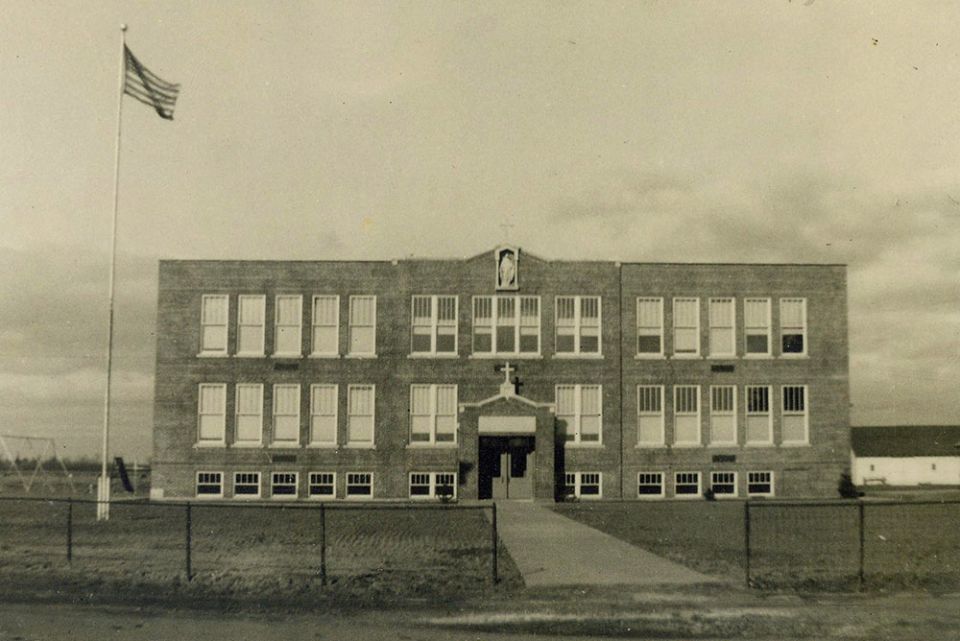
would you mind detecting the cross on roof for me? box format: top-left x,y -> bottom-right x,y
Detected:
494,362 -> 516,387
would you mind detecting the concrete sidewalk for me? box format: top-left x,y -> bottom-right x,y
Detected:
495,501 -> 717,587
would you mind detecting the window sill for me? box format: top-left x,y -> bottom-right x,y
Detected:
343,444 -> 376,449
706,443 -> 739,448
232,495 -> 262,500
234,353 -> 265,359
778,354 -> 809,360
194,442 -> 226,448
634,354 -> 666,360
193,494 -> 225,500
308,353 -> 341,359
305,443 -> 338,449
344,495 -> 375,501
637,494 -> 666,500
408,353 -> 460,359
744,442 -> 775,448
268,443 -> 301,449
196,352 -> 228,358
673,494 -> 703,500
743,354 -> 773,360
406,443 -> 458,449
344,353 -> 377,359
635,444 -> 667,449
671,443 -> 702,449
468,353 -> 542,360
564,442 -> 603,449
271,354 -> 303,359
669,354 -> 703,360
706,355 -> 737,360
552,353 -> 604,360
780,442 -> 811,448
232,442 -> 263,449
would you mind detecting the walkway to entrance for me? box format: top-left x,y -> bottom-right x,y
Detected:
495,501 -> 718,587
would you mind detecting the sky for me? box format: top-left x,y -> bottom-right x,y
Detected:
1,1 -> 958,461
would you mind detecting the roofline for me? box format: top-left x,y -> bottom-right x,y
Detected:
158,257 -> 847,267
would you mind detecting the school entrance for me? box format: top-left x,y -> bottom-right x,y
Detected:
479,435 -> 535,499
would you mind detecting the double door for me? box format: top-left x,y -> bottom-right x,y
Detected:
481,436 -> 534,500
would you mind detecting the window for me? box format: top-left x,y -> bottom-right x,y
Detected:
272,384 -> 301,446
563,472 -> 602,499
709,386 -> 737,445
234,383 -> 263,445
348,296 -> 377,356
196,471 -> 223,497
347,385 -> 375,446
200,295 -> 228,355
637,385 -> 665,446
555,296 -> 601,355
472,296 -> 540,355
636,297 -> 664,356
673,385 -> 701,446
411,295 -> 458,355
745,386 -> 772,444
346,472 -> 373,498
747,471 -> 774,496
274,295 -> 302,356
710,471 -> 737,497
308,472 -> 336,498
780,298 -> 807,356
236,295 -> 265,356
410,384 -> 457,445
409,472 -> 457,499
709,298 -> 735,357
309,384 -> 338,446
672,298 -> 700,356
197,384 -> 226,444
556,384 -> 602,444
311,295 -> 339,356
781,385 -> 809,444
271,472 -> 298,497
744,298 -> 771,356
638,472 -> 665,498
675,471 -> 701,497
233,472 -> 260,498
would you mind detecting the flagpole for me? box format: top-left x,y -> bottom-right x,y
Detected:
97,24 -> 127,522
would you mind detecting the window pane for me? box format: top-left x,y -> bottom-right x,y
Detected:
637,335 -> 661,354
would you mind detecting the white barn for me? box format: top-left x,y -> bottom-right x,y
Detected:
852,426 -> 960,487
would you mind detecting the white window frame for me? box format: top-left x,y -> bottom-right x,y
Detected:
672,297 -> 701,358
273,294 -> 303,357
637,385 -> 665,447
674,471 -> 702,498
781,384 -> 809,445
348,295 -> 377,357
236,295 -> 265,356
744,298 -> 772,357
637,472 -> 665,499
197,383 -> 227,446
636,297 -> 664,358
563,471 -> 602,499
345,472 -> 374,499
199,294 -> 229,356
556,384 -> 603,446
409,384 -> 458,446
672,385 -> 701,447
471,295 -> 541,357
346,384 -> 376,447
747,470 -> 775,497
779,298 -> 808,357
232,471 -> 261,499
310,295 -> 340,357
308,471 -> 337,499
745,385 -> 773,445
554,296 -> 602,357
408,472 -> 458,499
271,384 -> 301,447
708,385 -> 738,446
196,471 -> 223,498
410,295 -> 459,356
708,297 -> 736,358
270,471 -> 298,498
710,471 -> 738,498
234,383 -> 263,446
308,384 -> 338,447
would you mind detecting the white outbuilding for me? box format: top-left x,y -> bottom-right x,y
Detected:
852,426 -> 960,487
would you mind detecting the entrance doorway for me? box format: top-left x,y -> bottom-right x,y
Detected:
479,436 -> 535,499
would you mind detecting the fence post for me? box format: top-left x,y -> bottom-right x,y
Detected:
319,502 -> 327,586
185,502 -> 192,582
858,501 -> 865,590
490,503 -> 498,585
66,497 -> 73,563
743,500 -> 751,588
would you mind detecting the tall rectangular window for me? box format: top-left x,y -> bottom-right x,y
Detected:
272,384 -> 300,446
555,296 -> 601,355
780,298 -> 807,356
744,298 -> 771,356
672,298 -> 700,356
309,384 -> 338,446
411,295 -> 458,355
673,385 -> 700,445
636,297 -> 664,356
745,385 -> 772,444
236,295 -> 265,356
311,295 -> 339,356
781,385 -> 809,444
556,385 -> 602,444
274,295 -> 302,356
472,296 -> 540,356
709,385 -> 737,445
197,383 -> 226,444
708,298 -> 735,357
234,383 -> 263,445
200,295 -> 228,355
410,384 -> 457,445
348,296 -> 376,356
637,385 -> 664,446
347,385 -> 375,446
